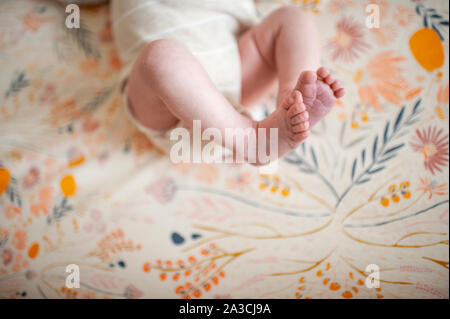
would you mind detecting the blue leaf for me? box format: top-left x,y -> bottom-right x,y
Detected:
372,136 -> 379,161
357,178 -> 371,184
432,23 -> 444,41
383,122 -> 390,144
415,4 -> 423,15
440,21 -> 449,26
383,143 -> 405,155
413,99 -> 421,113
171,232 -> 185,245
361,149 -> 366,166
191,233 -> 202,240
368,166 -> 386,175
378,154 -> 397,164
394,106 -> 405,132
351,159 -> 357,180
310,146 -> 318,168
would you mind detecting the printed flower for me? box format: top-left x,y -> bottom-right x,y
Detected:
67,147 -> 85,167
380,182 -> 411,207
23,12 -> 52,33
226,172 -> 252,191
0,167 -> 11,196
60,175 -> 76,197
355,51 -> 422,111
370,24 -> 397,45
131,131 -> 155,156
146,177 -> 176,204
12,253 -> 29,273
5,205 -> 21,219
418,177 -> 448,199
2,248 -> 14,266
437,83 -> 449,105
410,127 -> 449,175
12,230 -> 27,251
435,83 -> 449,120
30,186 -> 53,217
23,166 -> 40,189
329,17 -> 370,63
0,227 -> 8,240
50,98 -> 79,126
124,284 -> 143,299
395,5 -> 416,27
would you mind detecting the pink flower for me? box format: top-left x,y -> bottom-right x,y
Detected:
328,17 -> 370,63
2,248 -> 13,266
23,167 -> 40,189
410,127 -> 449,175
146,177 -> 176,204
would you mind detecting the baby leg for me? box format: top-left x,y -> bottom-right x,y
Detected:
127,39 -> 309,164
239,6 -> 345,126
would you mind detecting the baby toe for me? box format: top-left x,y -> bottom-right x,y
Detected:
330,80 -> 341,91
299,71 -> 317,85
292,121 -> 309,133
334,88 -> 345,98
291,111 -> 309,125
282,90 -> 302,109
287,102 -> 306,117
324,75 -> 336,85
316,67 -> 330,80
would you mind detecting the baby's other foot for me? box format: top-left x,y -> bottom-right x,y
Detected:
258,90 -> 309,158
295,68 -> 345,127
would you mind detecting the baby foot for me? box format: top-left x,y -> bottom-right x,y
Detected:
257,90 -> 310,162
295,67 -> 345,127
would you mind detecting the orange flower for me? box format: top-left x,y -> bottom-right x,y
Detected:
437,83 -> 449,105
395,5 -> 416,27
418,177 -> 448,200
50,98 -> 79,126
60,175 -> 76,197
28,242 -> 40,259
356,51 -> 421,111
5,205 -> 21,219
30,186 -> 54,217
23,12 -> 52,33
12,230 -> 27,251
0,167 -> 10,196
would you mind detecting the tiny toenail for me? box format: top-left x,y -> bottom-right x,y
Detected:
290,92 -> 297,103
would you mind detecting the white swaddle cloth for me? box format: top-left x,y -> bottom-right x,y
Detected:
111,0 -> 259,154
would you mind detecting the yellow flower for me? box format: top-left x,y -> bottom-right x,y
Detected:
60,175 -> 76,197
0,168 -> 11,196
